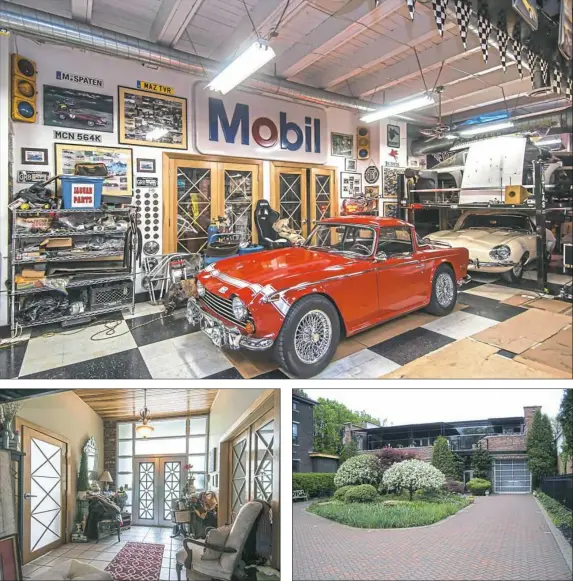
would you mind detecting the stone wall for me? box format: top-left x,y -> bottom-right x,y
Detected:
524,406 -> 541,434
482,434 -> 526,453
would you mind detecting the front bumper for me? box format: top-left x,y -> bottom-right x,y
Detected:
186,298 -> 273,351
468,258 -> 517,272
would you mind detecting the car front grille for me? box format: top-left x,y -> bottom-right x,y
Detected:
200,289 -> 251,329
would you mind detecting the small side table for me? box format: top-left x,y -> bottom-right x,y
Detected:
97,514 -> 121,543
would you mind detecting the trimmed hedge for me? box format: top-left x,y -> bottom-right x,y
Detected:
345,484 -> 378,503
293,473 -> 335,498
466,478 -> 491,496
333,485 -> 355,502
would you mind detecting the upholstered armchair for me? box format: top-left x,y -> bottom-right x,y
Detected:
175,501 -> 263,581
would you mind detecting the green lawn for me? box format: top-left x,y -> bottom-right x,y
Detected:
308,497 -> 470,529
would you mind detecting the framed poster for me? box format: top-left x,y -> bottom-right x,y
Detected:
55,143 -> 133,197
344,158 -> 357,171
365,185 -> 380,198
383,201 -> 398,218
387,124 -> 401,148
382,166 -> 406,197
118,86 -> 187,150
340,171 -> 362,198
137,158 -> 156,173
559,0 -> 572,60
0,534 -> 22,581
21,148 -> 48,165
43,85 -> 114,133
331,132 -> 354,157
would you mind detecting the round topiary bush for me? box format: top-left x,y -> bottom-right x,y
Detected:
334,454 -> 381,488
344,484 -> 378,503
466,478 -> 491,496
333,485 -> 355,502
382,459 -> 446,500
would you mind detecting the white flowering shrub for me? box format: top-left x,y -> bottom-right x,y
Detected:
382,459 -> 446,500
334,454 -> 381,488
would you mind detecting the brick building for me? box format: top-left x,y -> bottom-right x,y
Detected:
346,406 -> 541,493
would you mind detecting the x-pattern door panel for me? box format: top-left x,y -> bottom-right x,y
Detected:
253,419 -> 274,502
161,459 -> 184,526
138,461 -> 155,521
22,426 -> 67,565
231,433 -> 249,522
272,166 -> 308,237
310,168 -> 337,244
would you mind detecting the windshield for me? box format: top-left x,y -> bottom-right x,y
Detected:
458,214 -> 532,232
305,224 -> 376,257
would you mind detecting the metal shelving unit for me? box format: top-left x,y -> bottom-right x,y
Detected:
397,160 -> 573,292
9,206 -> 138,333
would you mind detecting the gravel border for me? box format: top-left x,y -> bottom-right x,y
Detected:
534,496 -> 573,573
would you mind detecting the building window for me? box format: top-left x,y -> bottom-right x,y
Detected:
292,422 -> 299,445
292,460 -> 300,473
292,401 -> 298,412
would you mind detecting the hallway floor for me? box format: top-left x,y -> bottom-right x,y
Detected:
23,526 -> 184,581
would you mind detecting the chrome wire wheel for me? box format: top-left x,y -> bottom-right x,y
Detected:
435,272 -> 454,307
294,309 -> 332,365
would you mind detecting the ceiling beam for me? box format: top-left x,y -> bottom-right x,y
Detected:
70,0 -> 93,23
151,0 -> 205,47
210,0 -> 291,63
276,0 -> 403,79
323,10 -> 453,90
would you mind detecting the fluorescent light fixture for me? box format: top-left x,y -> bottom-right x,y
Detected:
360,93 -> 435,124
208,40 -> 276,95
458,121 -> 514,137
536,138 -> 562,146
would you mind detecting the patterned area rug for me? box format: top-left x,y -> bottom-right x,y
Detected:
105,542 -> 164,581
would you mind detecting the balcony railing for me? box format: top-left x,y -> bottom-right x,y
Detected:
367,433 -> 522,451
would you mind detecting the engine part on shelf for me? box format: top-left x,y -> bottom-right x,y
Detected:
143,240 -> 159,255
69,300 -> 86,315
88,281 -> 133,308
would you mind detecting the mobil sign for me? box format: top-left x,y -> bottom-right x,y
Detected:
194,83 -> 327,163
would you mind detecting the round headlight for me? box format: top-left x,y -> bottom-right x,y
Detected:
232,296 -> 248,321
490,245 -> 511,260
196,280 -> 205,297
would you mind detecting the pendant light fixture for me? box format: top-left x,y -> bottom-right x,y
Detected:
136,389 -> 154,439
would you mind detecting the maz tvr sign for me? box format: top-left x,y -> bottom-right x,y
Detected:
194,83 -> 327,163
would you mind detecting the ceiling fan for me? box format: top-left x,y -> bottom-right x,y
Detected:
419,86 -> 452,141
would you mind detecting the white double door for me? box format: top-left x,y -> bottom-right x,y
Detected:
133,456 -> 186,527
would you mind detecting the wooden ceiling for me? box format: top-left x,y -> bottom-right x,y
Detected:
74,389 -> 219,421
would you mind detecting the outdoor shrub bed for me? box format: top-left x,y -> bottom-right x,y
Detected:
308,495 -> 470,528
292,473 -> 335,498
537,491 -> 573,547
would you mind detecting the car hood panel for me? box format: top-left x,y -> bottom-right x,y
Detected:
427,228 -> 526,250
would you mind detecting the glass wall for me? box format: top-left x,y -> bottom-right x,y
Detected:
116,416 -> 208,510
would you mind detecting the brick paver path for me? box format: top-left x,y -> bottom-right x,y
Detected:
293,495 -> 572,580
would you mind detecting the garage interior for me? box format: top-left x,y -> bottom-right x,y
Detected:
0,0 -> 571,379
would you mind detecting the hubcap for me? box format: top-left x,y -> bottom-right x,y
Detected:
436,273 -> 454,307
294,310 -> 332,365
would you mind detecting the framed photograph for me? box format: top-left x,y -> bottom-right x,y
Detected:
43,85 -> 114,133
344,158 -> 357,171
340,171 -> 362,198
0,534 -> 22,581
118,86 -> 188,150
137,158 -> 156,173
209,447 -> 217,473
382,166 -> 406,197
55,143 -> 133,197
387,124 -> 401,148
383,201 -> 398,218
21,148 -> 48,165
331,132 -> 354,158
365,185 -> 380,198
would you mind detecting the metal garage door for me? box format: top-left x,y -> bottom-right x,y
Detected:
493,458 -> 532,493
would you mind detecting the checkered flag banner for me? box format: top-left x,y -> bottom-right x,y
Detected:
540,59 -> 549,86
565,77 -> 572,101
551,67 -> 562,94
477,12 -> 492,63
455,0 -> 471,50
528,50 -> 538,88
407,0 -> 416,21
432,0 -> 448,36
512,39 -> 523,79
497,29 -> 509,72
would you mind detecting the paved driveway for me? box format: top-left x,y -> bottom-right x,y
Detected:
293,495 -> 571,580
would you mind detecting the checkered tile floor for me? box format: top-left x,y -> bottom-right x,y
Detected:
1,270 -> 571,380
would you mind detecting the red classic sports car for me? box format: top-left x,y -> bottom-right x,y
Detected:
187,216 -> 470,377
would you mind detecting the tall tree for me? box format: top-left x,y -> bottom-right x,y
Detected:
431,436 -> 462,480
526,409 -> 558,487
557,389 -> 573,464
313,398 -> 383,455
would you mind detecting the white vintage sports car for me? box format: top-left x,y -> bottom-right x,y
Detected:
424,210 -> 555,283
